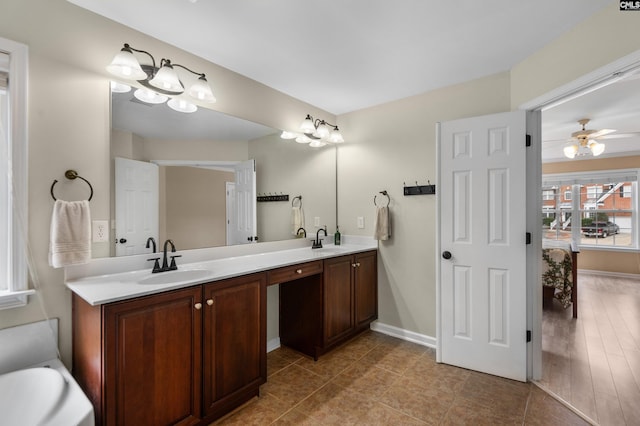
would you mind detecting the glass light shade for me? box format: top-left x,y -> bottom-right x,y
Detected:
315,121 -> 331,139
300,115 -> 316,134
133,88 -> 168,104
167,98 -> 197,113
328,128 -> 344,143
563,144 -> 578,159
106,50 -> 148,80
590,141 -> 605,156
187,76 -> 216,103
149,65 -> 184,93
280,131 -> 297,139
309,139 -> 327,148
110,81 -> 131,93
295,134 -> 312,144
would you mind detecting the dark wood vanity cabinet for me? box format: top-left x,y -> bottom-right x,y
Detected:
72,273 -> 266,426
280,250 -> 378,359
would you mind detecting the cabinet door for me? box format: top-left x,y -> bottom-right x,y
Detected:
202,273 -> 266,417
323,255 -> 354,345
354,251 -> 378,327
104,287 -> 202,426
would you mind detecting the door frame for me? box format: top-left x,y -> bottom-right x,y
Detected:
520,49 -> 640,381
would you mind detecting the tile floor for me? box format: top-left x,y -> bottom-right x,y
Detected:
213,331 -> 589,425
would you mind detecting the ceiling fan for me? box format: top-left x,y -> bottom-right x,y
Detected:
562,118 -> 614,159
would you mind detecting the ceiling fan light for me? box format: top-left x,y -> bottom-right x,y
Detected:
149,64 -> 184,93
134,88 -> 168,104
106,48 -> 148,80
187,76 -> 216,103
563,144 -> 578,159
167,98 -> 197,113
590,142 -> 605,156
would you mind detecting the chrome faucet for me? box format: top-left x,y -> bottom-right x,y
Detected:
312,226 -> 327,249
296,227 -> 307,238
145,237 -> 157,253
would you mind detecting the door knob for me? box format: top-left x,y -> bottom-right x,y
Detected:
442,251 -> 452,260
119,238 -> 127,244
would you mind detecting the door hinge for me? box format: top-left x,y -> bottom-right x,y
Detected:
526,330 -> 532,342
526,232 -> 531,245
525,134 -> 531,147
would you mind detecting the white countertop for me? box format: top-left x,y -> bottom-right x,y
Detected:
66,242 -> 377,306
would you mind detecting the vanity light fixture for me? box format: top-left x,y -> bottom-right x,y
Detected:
280,114 -> 345,147
107,43 -> 216,113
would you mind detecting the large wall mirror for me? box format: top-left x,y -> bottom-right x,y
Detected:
109,88 -> 337,257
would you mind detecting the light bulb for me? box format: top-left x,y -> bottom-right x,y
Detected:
149,64 -> 184,93
299,115 -> 316,134
106,47 -> 147,80
590,142 -> 605,156
187,76 -> 216,103
563,144 -> 577,159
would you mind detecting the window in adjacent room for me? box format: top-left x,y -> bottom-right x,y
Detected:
542,169 -> 638,251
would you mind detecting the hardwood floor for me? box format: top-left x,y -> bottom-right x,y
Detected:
540,272 -> 640,425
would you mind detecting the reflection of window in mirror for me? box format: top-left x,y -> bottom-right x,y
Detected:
0,37 -> 30,309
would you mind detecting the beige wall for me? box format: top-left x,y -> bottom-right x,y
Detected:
2,0 -> 640,368
163,166 -> 232,249
543,155 -> 640,275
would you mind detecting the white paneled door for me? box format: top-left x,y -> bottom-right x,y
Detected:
115,157 -> 159,256
231,159 -> 257,245
438,111 -> 528,382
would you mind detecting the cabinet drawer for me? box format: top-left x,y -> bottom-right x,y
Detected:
268,261 -> 323,285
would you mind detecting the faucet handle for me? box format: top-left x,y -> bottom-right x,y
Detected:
169,254 -> 182,271
147,257 -> 161,273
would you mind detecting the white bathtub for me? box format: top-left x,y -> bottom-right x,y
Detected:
0,319 -> 94,426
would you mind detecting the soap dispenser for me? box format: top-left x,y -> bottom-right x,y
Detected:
334,226 -> 341,245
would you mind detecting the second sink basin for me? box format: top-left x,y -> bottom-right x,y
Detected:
137,269 -> 213,285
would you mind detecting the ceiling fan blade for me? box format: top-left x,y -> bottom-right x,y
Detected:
597,131 -> 640,140
589,128 -> 616,138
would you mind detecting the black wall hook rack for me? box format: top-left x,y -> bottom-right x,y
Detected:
403,181 -> 436,196
257,193 -> 289,202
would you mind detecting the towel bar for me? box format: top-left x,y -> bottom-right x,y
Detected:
50,170 -> 93,201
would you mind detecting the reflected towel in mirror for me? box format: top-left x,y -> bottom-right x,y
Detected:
291,205 -> 305,235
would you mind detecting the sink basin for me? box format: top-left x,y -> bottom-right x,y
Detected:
312,248 -> 343,256
137,269 -> 212,285
0,367 -> 67,425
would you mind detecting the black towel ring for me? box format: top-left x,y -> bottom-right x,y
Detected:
374,190 -> 390,207
50,170 -> 93,201
292,195 -> 302,208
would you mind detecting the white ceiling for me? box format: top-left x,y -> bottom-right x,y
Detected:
69,0 -> 612,114
73,0 -> 640,162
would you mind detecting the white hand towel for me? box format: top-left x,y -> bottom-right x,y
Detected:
49,200 -> 91,268
291,205 -> 305,235
373,206 -> 391,241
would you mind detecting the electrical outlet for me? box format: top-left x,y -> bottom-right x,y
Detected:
92,220 -> 109,242
357,216 -> 365,229
314,217 -> 320,227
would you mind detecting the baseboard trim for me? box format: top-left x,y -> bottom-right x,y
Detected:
370,321 -> 437,349
267,337 -> 281,353
578,268 -> 640,280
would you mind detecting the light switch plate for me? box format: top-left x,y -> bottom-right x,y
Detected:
92,220 -> 109,242
314,217 -> 320,227
357,216 -> 365,229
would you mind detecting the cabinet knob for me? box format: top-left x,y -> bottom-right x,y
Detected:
296,269 -> 302,274
356,262 -> 361,267
194,303 -> 202,310
352,263 -> 357,268
206,299 -> 214,306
